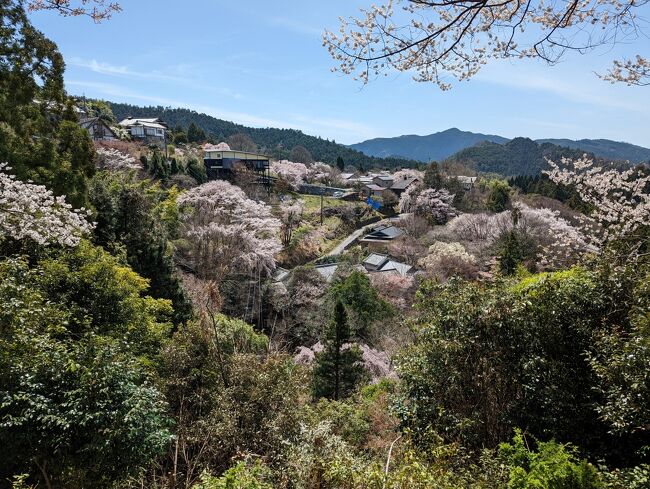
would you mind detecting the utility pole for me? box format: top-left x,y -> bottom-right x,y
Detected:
320,187 -> 324,225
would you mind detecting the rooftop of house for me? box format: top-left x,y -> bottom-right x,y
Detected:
365,183 -> 385,191
362,253 -> 412,276
377,260 -> 412,277
363,252 -> 389,267
314,263 -> 340,282
361,225 -> 404,241
390,177 -> 418,190
119,117 -> 167,129
340,173 -> 355,180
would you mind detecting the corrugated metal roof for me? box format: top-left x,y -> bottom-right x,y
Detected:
119,117 -> 166,128
364,225 -> 404,240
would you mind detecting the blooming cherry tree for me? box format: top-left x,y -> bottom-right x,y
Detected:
545,155 -> 650,242
271,160 -> 310,190
400,185 -> 456,223
177,180 -> 281,280
95,147 -> 140,171
0,163 -> 93,246
448,203 -> 596,268
278,200 -> 304,246
393,168 -> 424,181
325,0 -> 648,89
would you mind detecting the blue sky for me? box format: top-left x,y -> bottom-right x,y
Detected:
29,0 -> 650,147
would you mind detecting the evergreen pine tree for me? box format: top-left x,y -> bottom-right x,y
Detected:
424,161 -> 443,189
187,122 -> 206,143
336,156 -> 345,171
312,301 -> 366,400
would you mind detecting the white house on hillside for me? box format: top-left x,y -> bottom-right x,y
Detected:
119,117 -> 168,144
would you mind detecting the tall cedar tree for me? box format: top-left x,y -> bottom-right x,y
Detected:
312,301 -> 366,400
424,161 -> 443,189
336,156 -> 345,171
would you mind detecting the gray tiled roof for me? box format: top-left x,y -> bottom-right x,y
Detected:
363,253 -> 389,267
390,177 -> 418,190
315,263 -> 339,282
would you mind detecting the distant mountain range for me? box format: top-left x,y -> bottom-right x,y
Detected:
351,128 -> 650,164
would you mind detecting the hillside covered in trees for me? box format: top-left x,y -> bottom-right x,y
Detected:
107,102 -> 420,170
2,1 -> 650,488
445,137 -> 600,176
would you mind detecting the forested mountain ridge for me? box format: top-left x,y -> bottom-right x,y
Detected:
351,129 -> 650,164
106,102 -> 420,169
350,128 -> 509,161
446,137 -> 603,176
537,137 -> 650,163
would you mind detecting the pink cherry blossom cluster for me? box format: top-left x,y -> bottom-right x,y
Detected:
448,203 -> 596,268
392,168 -> 424,181
95,147 -> 140,171
601,55 -> 650,87
0,163 -> 94,246
545,156 -> 650,242
271,160 -> 335,190
399,185 -> 456,223
177,180 -> 282,279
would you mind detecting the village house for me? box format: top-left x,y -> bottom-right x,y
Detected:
203,146 -> 272,188
79,117 -> 117,141
362,253 -> 413,277
457,175 -> 477,191
119,117 -> 168,144
363,176 -> 420,199
359,224 -> 404,251
372,175 -> 394,188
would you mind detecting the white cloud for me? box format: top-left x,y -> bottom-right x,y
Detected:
475,62 -> 650,114
67,57 -> 243,99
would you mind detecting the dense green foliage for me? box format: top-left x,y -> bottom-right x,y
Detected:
499,430 -> 602,489
0,242 -> 173,487
89,172 -> 192,324
486,180 -> 512,212
0,1 -> 95,208
329,270 -> 394,340
397,258 -> 650,463
106,102 -> 420,169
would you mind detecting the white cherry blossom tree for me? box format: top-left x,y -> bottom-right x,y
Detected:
177,180 -> 282,280
545,155 -> 650,242
0,163 -> 93,246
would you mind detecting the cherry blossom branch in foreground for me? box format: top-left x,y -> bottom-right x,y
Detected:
0,163 -> 94,246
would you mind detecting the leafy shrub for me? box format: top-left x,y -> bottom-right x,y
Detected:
499,430 -> 602,489
196,461 -> 274,489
